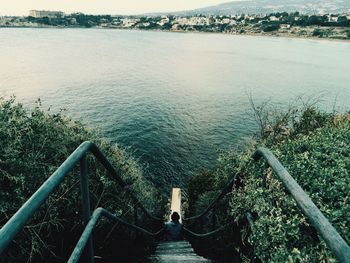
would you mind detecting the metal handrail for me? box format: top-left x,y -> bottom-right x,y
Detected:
183,174 -> 237,222
253,147 -> 350,263
181,171 -> 239,242
68,208 -> 164,263
182,146 -> 350,262
0,141 -> 162,262
2,140 -> 349,262
183,224 -> 228,238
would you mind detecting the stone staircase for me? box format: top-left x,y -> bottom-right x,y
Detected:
149,240 -> 210,262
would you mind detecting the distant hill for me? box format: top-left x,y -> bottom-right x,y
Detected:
147,0 -> 350,16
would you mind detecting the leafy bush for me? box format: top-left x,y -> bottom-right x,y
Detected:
187,104 -> 350,262
187,170 -> 215,215
313,28 -> 325,37
346,30 -> 350,39
249,96 -> 331,143
0,97 -> 163,262
263,24 -> 280,32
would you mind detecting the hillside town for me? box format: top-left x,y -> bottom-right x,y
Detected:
1,10 -> 350,39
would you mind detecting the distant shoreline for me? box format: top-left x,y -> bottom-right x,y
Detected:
2,12 -> 350,41
142,27 -> 350,42
1,25 -> 349,43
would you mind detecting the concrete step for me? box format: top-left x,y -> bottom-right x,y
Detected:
149,240 -> 211,262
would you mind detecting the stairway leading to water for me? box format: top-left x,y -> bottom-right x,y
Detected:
1,142 -> 350,262
149,188 -> 210,262
150,241 -> 210,262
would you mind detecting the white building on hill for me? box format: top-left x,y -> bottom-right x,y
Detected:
29,10 -> 64,18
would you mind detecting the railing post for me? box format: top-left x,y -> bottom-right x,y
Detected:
134,204 -> 138,225
80,154 -> 94,263
211,208 -> 217,229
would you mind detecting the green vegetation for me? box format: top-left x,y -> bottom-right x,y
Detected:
347,29 -> 350,38
0,97 -> 163,262
19,12 -> 350,29
187,102 -> 350,262
1,95 -> 349,262
263,23 -> 280,32
1,12 -> 350,40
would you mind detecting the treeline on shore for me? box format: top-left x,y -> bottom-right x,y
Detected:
1,12 -> 350,40
2,12 -> 350,28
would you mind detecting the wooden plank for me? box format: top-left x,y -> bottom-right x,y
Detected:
170,188 -> 182,222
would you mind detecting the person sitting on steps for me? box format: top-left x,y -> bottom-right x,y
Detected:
164,212 -> 183,241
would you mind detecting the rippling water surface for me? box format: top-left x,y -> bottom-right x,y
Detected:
1,28 -> 349,192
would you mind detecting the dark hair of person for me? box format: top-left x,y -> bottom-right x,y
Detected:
171,212 -> 180,222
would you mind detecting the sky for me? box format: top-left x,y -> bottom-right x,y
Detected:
0,0 -> 233,16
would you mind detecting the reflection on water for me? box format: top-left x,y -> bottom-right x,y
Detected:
0,28 -> 349,192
